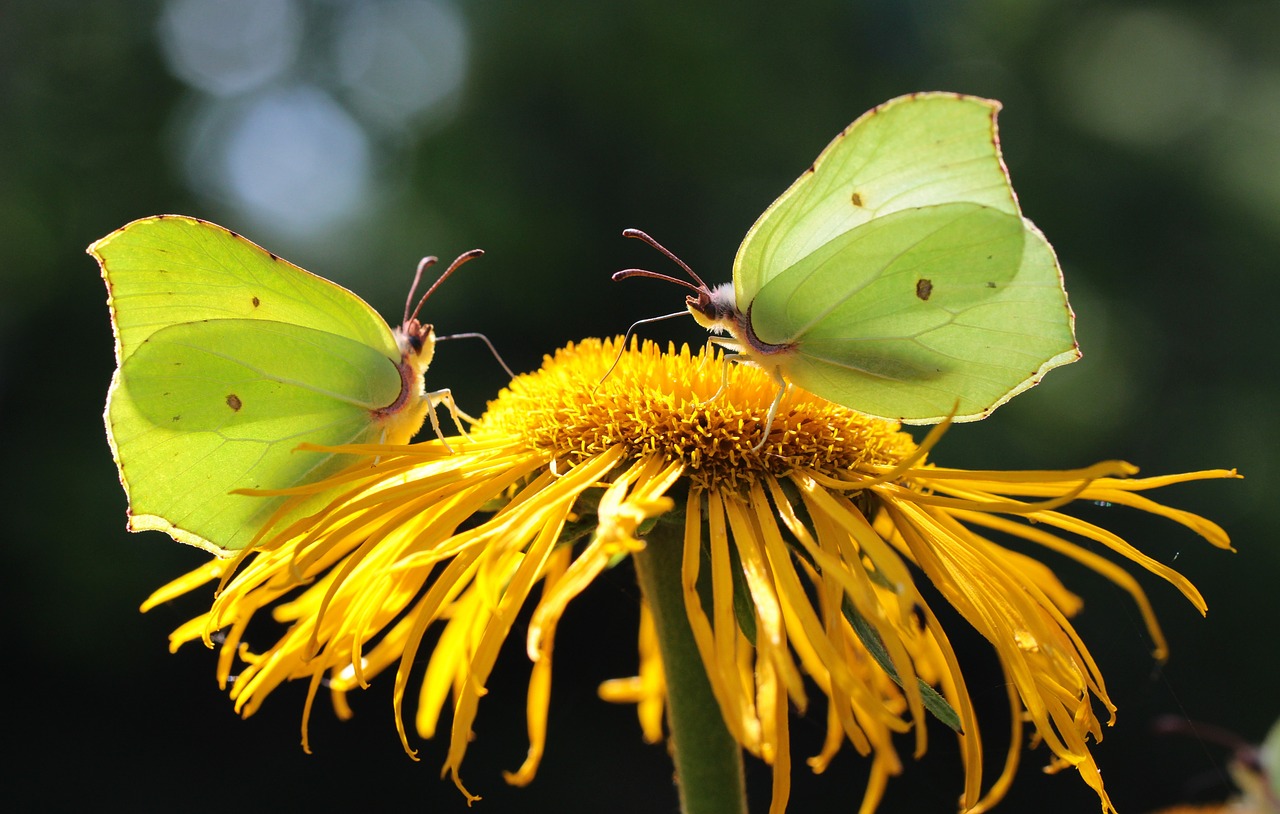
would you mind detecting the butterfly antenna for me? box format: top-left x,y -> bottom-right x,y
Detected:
612,228 -> 711,294
596,310 -> 690,389
404,256 -> 438,325
407,249 -> 484,324
436,331 -> 517,379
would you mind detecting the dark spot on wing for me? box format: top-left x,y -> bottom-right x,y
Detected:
986,281 -> 996,288
171,415 -> 181,422
268,252 -> 281,262
915,278 -> 933,301
850,191 -> 864,207
252,295 -> 260,307
226,394 -> 243,411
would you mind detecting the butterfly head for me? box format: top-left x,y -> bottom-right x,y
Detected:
398,249 -> 484,370
394,317 -> 437,370
614,227 -> 738,326
685,281 -> 741,335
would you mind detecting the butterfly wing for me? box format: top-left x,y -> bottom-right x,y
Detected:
734,93 -> 1019,304
92,215 -> 400,364
736,93 -> 1078,422
749,203 -> 1078,422
92,216 -> 417,555
109,319 -> 412,553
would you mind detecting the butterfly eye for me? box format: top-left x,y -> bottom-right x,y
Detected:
686,292 -> 712,315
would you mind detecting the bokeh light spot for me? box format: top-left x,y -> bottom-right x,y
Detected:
1054,8 -> 1229,146
333,0 -> 469,132
157,0 -> 302,96
180,85 -> 372,236
1209,70 -> 1280,229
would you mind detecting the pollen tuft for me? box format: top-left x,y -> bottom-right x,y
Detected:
481,338 -> 918,491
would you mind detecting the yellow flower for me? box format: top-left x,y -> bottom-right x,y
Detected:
145,338 -> 1237,813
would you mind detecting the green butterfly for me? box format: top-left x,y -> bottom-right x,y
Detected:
617,92 -> 1079,432
91,215 -> 479,555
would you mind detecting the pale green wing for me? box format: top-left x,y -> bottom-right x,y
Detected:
108,318 -> 407,553
749,203 -> 1078,423
734,93 -> 1017,303
90,215 -> 399,364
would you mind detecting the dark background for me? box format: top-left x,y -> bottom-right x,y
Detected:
3,1 -> 1275,811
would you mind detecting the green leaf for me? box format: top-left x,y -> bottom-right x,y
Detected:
841,596 -> 963,733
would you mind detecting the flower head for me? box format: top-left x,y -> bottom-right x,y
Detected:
147,338 -> 1236,812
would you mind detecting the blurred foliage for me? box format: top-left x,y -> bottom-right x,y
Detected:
2,0 -> 1275,811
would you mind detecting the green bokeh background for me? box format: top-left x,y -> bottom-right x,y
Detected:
3,1 -> 1275,811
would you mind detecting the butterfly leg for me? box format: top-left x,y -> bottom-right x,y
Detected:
753,366 -> 789,452
694,345 -> 744,407
707,351 -> 785,451
423,388 -> 473,452
421,396 -> 453,453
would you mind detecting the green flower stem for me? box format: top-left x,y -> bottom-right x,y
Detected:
633,517 -> 748,814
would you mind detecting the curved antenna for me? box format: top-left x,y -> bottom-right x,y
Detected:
612,228 -> 711,294
403,256 -> 437,325
436,331 -> 517,379
611,267 -> 705,294
601,228 -> 719,388
596,310 -> 690,389
406,249 -> 485,325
